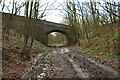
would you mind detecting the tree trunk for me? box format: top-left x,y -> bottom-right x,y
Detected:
22,1 -> 29,58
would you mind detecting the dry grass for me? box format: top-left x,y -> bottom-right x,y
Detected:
2,30 -> 51,78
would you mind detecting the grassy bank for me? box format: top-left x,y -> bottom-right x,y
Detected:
79,23 -> 119,59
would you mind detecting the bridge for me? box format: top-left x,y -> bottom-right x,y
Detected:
1,12 -> 74,46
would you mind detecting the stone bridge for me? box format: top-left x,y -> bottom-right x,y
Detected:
1,12 -> 74,46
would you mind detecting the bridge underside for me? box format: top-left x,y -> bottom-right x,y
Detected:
2,12 -> 75,46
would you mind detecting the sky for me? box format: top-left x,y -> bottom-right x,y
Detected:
0,0 -> 119,23
43,0 -> 87,23
0,0 -> 66,23
39,0 -> 119,23
42,0 -> 65,23
0,0 -> 90,23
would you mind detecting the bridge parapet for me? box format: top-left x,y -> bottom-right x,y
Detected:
2,12 -> 73,46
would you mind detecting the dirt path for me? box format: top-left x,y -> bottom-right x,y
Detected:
24,47 -> 119,79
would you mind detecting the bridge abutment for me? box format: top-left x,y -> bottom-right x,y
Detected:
2,12 -> 76,46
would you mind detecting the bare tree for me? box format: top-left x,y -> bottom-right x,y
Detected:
63,0 -> 80,44
21,0 -> 57,59
0,0 -> 5,11
3,1 -> 26,37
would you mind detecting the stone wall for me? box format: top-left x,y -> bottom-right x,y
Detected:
2,12 -> 73,46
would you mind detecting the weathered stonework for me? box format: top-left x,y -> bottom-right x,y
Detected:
2,12 -> 74,46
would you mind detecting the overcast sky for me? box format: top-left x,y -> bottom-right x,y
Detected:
0,0 -> 119,23
45,0 -> 118,23
0,0 -> 65,23
0,0 -> 91,23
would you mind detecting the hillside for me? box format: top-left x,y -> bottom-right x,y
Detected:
2,30 -> 51,78
79,22 -> 119,59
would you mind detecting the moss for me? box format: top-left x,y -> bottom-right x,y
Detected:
84,48 -> 120,59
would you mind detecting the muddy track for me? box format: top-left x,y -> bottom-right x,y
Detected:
24,47 -> 119,79
65,49 -> 119,78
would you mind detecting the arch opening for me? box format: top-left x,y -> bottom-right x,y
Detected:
47,31 -> 68,47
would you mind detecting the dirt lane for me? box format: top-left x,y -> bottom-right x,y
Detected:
24,47 -> 119,79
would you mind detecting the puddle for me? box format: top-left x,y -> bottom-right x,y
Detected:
60,48 -> 69,53
37,73 -> 46,79
53,51 -> 57,53
67,56 -> 89,78
87,58 -> 119,77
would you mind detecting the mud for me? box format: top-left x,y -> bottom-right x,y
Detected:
24,47 -> 119,79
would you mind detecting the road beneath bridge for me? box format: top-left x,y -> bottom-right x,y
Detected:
22,47 -> 119,79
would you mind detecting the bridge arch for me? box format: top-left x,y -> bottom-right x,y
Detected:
2,12 -> 75,46
47,30 -> 69,46
47,29 -> 68,36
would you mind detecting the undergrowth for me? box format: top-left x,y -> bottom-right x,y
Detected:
2,30 -> 51,78
79,24 -> 119,60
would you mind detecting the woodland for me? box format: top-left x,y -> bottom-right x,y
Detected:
0,0 -> 120,78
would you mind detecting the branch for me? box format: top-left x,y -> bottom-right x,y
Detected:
106,2 -> 120,7
99,3 -> 120,18
0,1 -> 1,4
14,2 -> 26,15
6,5 -> 11,13
1,0 -> 5,11
38,0 -> 57,19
